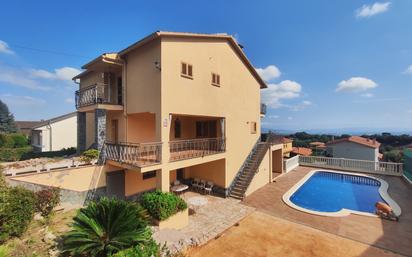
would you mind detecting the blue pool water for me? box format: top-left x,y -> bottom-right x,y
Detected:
290,171 -> 385,214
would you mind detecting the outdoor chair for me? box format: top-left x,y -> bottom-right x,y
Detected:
204,181 -> 214,195
173,180 -> 181,186
192,178 -> 200,191
199,179 -> 206,193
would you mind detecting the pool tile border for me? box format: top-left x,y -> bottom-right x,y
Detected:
282,169 -> 402,217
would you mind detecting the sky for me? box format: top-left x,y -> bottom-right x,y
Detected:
0,0 -> 411,132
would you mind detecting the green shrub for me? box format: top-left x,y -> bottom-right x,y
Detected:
63,197 -> 152,257
9,133 -> 27,147
0,186 -> 36,242
80,149 -> 99,163
20,147 -> 76,160
140,190 -> 188,221
0,146 -> 32,162
35,187 -> 60,218
0,133 -> 14,148
114,238 -> 161,257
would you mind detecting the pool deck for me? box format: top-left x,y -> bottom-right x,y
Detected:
242,166 -> 412,256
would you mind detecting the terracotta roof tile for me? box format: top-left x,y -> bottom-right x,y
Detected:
292,147 -> 312,156
327,136 -> 380,149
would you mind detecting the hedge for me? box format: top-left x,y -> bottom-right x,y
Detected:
0,133 -> 27,148
0,146 -> 32,162
20,147 -> 76,160
140,190 -> 187,221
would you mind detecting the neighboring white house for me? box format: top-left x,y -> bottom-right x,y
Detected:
326,136 -> 381,162
31,112 -> 77,152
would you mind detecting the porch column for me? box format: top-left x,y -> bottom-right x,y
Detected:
77,112 -> 86,154
95,109 -> 107,164
156,169 -> 170,192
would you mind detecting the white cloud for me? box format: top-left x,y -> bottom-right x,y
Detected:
30,67 -> 81,81
268,115 -> 280,119
0,66 -> 51,91
336,77 -> 377,92
356,2 -> 391,18
65,97 -> 74,104
256,65 -> 281,82
361,93 -> 374,98
403,65 -> 412,75
261,80 -> 302,108
0,40 -> 14,54
290,100 -> 313,111
0,94 -> 45,107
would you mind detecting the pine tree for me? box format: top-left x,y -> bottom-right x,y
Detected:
0,100 -> 17,133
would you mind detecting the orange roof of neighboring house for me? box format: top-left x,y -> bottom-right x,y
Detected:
270,135 -> 293,144
74,31 -> 267,89
292,147 -> 312,156
327,136 -> 380,149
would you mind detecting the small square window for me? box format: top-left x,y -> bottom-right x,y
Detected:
250,122 -> 257,134
212,73 -> 220,86
181,62 -> 193,79
143,170 -> 156,180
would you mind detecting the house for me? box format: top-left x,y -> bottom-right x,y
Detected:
15,121 -> 42,137
291,147 -> 312,157
326,136 -> 381,162
270,135 -> 293,157
73,31 -> 284,200
31,112 -> 77,152
309,141 -> 326,149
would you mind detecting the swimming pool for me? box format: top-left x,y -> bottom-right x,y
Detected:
283,170 -> 401,217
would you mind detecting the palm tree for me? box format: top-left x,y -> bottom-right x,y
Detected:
63,197 -> 152,257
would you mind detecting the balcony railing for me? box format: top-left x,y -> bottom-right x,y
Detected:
260,103 -> 267,115
105,141 -> 162,167
298,155 -> 403,176
75,83 -> 117,109
169,137 -> 226,161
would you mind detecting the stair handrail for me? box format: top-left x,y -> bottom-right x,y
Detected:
227,132 -> 274,198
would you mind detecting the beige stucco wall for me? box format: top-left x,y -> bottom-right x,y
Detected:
245,150 -> 271,196
185,159 -> 226,188
160,37 -> 261,188
10,165 -> 119,191
124,169 -> 157,197
34,114 -> 77,151
79,71 -> 103,90
126,113 -> 156,143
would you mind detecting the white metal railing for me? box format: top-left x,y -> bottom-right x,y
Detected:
75,83 -> 114,108
298,155 -> 403,176
3,158 -> 97,177
105,141 -> 162,167
283,155 -> 299,173
169,137 -> 226,161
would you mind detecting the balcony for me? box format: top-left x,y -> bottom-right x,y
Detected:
105,141 -> 162,168
75,83 -> 123,111
260,103 -> 267,115
169,137 -> 226,162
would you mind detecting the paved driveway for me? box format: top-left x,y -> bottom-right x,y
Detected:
242,166 -> 412,256
189,211 -> 401,257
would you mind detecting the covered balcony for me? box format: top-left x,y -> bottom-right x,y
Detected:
169,115 -> 226,162
260,103 -> 267,116
75,82 -> 123,111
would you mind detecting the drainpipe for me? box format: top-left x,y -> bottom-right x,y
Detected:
46,121 -> 52,151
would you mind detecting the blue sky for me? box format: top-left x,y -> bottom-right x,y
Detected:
0,0 -> 411,132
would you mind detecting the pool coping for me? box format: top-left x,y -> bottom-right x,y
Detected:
282,169 -> 402,217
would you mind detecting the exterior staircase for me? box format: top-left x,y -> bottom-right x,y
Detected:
228,134 -> 273,200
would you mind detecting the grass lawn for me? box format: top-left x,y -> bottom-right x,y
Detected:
1,209 -> 77,257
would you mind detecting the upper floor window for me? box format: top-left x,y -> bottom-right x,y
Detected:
174,119 -> 181,138
250,122 -> 257,134
211,73 -> 220,87
181,62 -> 193,79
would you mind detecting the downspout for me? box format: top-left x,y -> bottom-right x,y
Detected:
46,121 -> 52,151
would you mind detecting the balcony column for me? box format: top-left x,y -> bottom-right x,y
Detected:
77,112 -> 86,154
95,108 -> 107,164
156,169 -> 170,192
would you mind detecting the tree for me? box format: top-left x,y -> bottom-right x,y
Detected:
63,197 -> 152,257
0,100 -> 17,133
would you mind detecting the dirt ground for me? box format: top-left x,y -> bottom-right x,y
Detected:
187,211 -> 402,257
